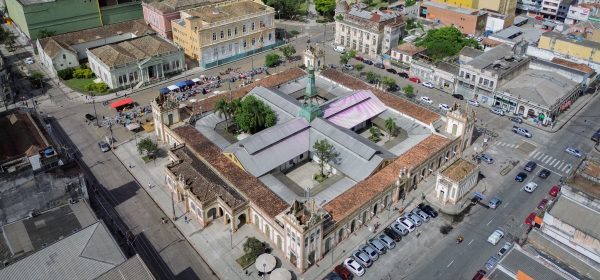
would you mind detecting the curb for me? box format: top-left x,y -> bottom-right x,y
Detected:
521,93 -> 595,134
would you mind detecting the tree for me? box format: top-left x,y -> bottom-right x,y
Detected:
382,76 -> 397,90
243,237 -> 265,256
403,85 -> 415,98
365,71 -> 380,84
416,26 -> 481,61
28,71 -> 44,89
289,30 -> 300,37
340,54 -> 350,65
234,95 -> 277,133
347,50 -> 357,59
137,137 -> 159,159
264,0 -> 302,19
315,0 -> 336,19
355,64 -> 364,71
368,126 -> 381,142
38,29 -> 56,39
215,99 -> 232,130
405,0 -> 416,7
384,117 -> 396,140
313,139 -> 339,178
265,53 -> 281,67
280,45 -> 296,61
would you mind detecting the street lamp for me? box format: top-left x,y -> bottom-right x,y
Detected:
262,263 -> 266,279
90,91 -> 99,126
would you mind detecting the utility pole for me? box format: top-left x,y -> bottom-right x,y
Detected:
171,191 -> 177,221
91,91 -> 99,126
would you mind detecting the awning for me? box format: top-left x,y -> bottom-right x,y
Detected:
175,81 -> 188,88
159,88 -> 170,94
167,85 -> 179,91
191,78 -> 201,83
126,123 -> 140,131
184,80 -> 195,87
111,97 -> 134,109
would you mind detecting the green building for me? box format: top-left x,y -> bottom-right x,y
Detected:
5,0 -> 143,41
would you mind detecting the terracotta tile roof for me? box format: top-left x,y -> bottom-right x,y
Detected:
320,69 -> 440,125
441,158 -> 476,182
89,35 -> 180,67
551,58 -> 595,74
482,38 -> 503,47
323,134 -> 451,223
172,125 -> 289,218
185,0 -> 270,23
145,0 -> 214,13
394,43 -> 426,56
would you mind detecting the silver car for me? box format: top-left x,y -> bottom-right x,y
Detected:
352,250 -> 372,268
368,238 -> 387,254
391,222 -> 409,236
360,244 -> 379,261
396,217 -> 415,232
405,213 -> 423,226
378,234 -> 396,249
412,208 -> 430,222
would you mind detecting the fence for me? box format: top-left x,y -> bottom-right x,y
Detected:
202,40 -> 286,69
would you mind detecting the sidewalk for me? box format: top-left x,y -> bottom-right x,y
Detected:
521,93 -> 596,133
112,132 -> 441,280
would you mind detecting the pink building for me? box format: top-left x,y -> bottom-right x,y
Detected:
142,0 -> 215,40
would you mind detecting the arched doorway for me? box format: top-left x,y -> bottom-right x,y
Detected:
384,195 -> 389,208
527,109 -> 535,117
324,237 -> 331,253
350,220 -> 356,233
238,214 -> 246,227
438,157 -> 443,168
225,214 -> 231,224
338,228 -> 344,242
373,203 -> 378,215
207,208 -> 217,220
362,211 -> 367,224
518,106 -> 525,115
265,226 -> 271,238
277,235 -> 283,250
218,207 -> 223,217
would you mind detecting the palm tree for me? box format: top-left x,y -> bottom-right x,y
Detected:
250,102 -> 265,133
385,117 -> 396,140
215,99 -> 231,131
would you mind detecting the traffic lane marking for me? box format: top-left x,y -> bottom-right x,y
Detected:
447,260 -> 454,268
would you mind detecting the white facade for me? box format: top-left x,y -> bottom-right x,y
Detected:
566,5 -> 591,24
485,14 -> 508,33
434,159 -> 479,205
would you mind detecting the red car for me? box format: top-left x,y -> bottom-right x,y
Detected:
409,77 -> 421,83
549,185 -> 561,197
354,56 -> 363,62
537,198 -> 549,210
525,212 -> 536,226
472,269 -> 486,280
334,265 -> 352,280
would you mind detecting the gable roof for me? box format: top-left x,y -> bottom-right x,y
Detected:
394,43 -> 426,56
323,90 -> 387,129
145,0 -> 213,13
89,35 -> 180,68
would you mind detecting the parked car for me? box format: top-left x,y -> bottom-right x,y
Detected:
498,242 -> 513,257
451,94 -> 464,100
368,239 -> 387,254
537,198 -> 549,210
386,68 -> 397,74
384,227 -> 402,242
524,182 -> 538,193
524,161 -> 537,172
525,212 -> 537,226
396,217 -> 415,232
420,96 -> 433,104
363,59 -> 373,65
538,168 -> 551,179
374,63 -> 385,69
490,107 -> 504,116
398,72 -> 409,79
488,197 -> 502,209
484,256 -> 499,270
378,234 -> 396,249
512,126 -> 532,138
418,203 -> 438,218
352,250 -> 372,268
360,245 -> 378,262
412,208 -> 430,222
334,265 -> 352,280
478,154 -> 494,164
549,185 -> 561,197
85,113 -> 96,121
509,116 -> 523,123
404,213 -> 423,227
422,81 -> 434,88
355,56 -> 364,62
439,103 -> 450,111
334,46 -> 346,53
391,222 -> 409,236
323,272 -> 344,280
487,229 -> 505,245
25,57 -> 35,64
409,77 -> 421,83
472,270 -> 486,280
98,141 -> 110,152
467,99 -> 480,107
343,64 -> 354,71
343,258 -> 365,277
565,147 -> 583,158
515,172 -> 527,182
592,128 -> 600,142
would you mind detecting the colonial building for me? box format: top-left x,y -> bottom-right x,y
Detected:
390,43 -> 426,65
334,3 -> 404,59
142,0 -> 214,40
410,60 -> 459,93
435,158 -> 479,205
303,44 -> 325,69
419,1 -> 488,36
151,66 -> 474,272
171,0 -> 276,68
87,35 -> 184,89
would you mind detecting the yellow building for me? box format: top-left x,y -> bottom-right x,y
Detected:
432,0 -> 479,9
538,32 -> 600,64
171,0 -> 276,68
478,0 -> 517,24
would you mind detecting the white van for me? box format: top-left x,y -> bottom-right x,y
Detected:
487,229 -> 504,245
524,182 -> 538,193
334,45 -> 346,53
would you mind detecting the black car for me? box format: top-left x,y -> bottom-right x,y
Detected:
452,94 -> 464,100
363,59 -> 373,65
538,168 -> 551,179
386,68 -> 397,74
85,113 -> 96,121
418,203 -> 438,218
374,63 -> 385,69
398,72 -> 409,78
524,161 -> 537,172
387,85 -> 400,92
515,172 -> 527,182
509,116 -> 523,124
383,227 -> 402,242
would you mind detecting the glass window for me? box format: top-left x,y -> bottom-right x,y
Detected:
212,32 -> 216,41
252,38 -> 255,45
220,30 -> 224,39
490,81 -> 494,87
251,22 -> 255,31
243,24 -> 246,33
227,29 -> 231,37
234,27 -> 238,35
268,33 -> 272,41
243,39 -> 247,48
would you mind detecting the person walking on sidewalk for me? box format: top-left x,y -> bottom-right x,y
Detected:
147,182 -> 152,189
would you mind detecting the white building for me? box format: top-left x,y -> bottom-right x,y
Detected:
435,158 -> 478,205
565,5 -> 591,24
87,35 -> 184,89
335,3 -> 404,59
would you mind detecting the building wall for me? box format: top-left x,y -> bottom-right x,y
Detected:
100,3 -> 143,26
50,49 -> 79,72
142,4 -> 180,39
538,35 -> 600,63
335,21 -> 382,59
420,3 -> 488,35
479,0 -> 517,15
432,0 -> 479,9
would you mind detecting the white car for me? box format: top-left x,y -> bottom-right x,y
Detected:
439,103 -> 450,111
334,45 -> 346,53
422,81 -> 434,88
420,96 -> 433,104
396,217 -> 415,232
523,182 -> 538,193
25,57 -> 35,64
487,229 -> 505,245
343,258 -> 365,276
467,99 -> 480,107
490,107 -> 505,116
565,147 -> 583,158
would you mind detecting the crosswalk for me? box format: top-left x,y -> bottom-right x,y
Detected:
530,151 -> 572,173
496,141 -> 518,149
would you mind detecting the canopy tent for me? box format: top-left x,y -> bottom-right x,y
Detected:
191,78 -> 201,83
167,85 -> 179,91
269,268 -> 291,280
175,81 -> 188,88
159,88 -> 170,94
111,97 -> 134,109
184,80 -> 195,87
255,254 -> 276,274
126,123 -> 141,131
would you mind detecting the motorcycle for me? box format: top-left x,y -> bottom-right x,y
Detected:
456,235 -> 464,244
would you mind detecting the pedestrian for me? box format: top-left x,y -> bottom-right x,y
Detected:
245,270 -> 248,276
148,182 -> 152,189
128,162 -> 132,168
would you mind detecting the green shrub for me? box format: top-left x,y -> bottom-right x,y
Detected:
94,82 -> 108,92
73,68 -> 94,79
57,68 -> 74,80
